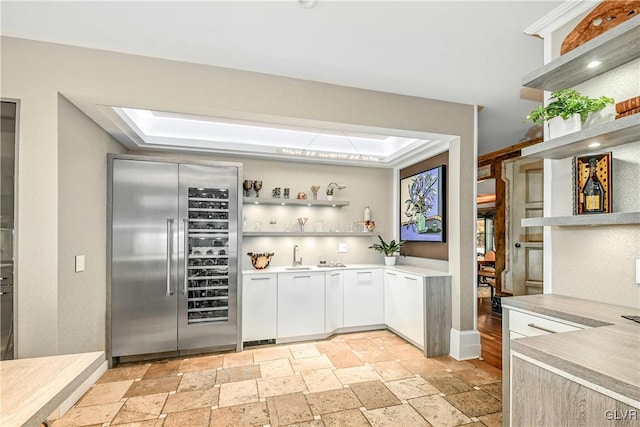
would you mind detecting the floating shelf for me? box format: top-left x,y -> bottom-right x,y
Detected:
243,197 -> 349,207
522,15 -> 640,91
243,231 -> 377,237
521,212 -> 640,227
520,114 -> 640,159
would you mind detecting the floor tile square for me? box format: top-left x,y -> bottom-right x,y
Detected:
179,354 -> 223,373
51,401 -> 124,426
334,365 -> 382,385
218,379 -> 259,407
431,356 -> 475,372
408,394 -> 471,427
124,376 -> 180,398
478,411 -> 503,427
76,380 -> 133,407
143,360 -> 182,380
305,388 -> 362,415
259,358 -> 294,379
385,344 -> 425,361
370,361 -> 414,381
480,382 -> 502,401
385,376 -> 439,400
363,403 -> 430,427
325,351 -> 364,369
346,338 -> 380,352
321,408 -> 371,427
222,350 -> 254,368
163,407 -> 211,427
349,380 -> 402,410
289,343 -> 322,359
266,392 -> 314,426
253,346 -> 293,363
216,364 -> 261,384
96,364 -> 149,384
177,369 -> 216,392
210,401 -> 270,427
354,349 -> 396,363
399,358 -> 446,376
111,392 -> 167,424
451,368 -> 500,386
290,355 -> 334,372
257,375 -> 308,398
163,387 -> 219,413
301,368 -> 343,393
444,390 -> 502,417
421,372 -> 474,395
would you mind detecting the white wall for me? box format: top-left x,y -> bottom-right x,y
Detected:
1,36 -> 477,357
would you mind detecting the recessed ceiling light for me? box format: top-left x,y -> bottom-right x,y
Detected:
588,142 -> 601,148
587,60 -> 602,69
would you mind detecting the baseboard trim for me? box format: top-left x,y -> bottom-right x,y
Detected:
449,328 -> 481,360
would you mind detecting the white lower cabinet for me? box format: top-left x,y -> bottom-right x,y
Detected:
325,270 -> 344,333
384,271 -> 424,347
343,269 -> 384,327
277,272 -> 325,339
242,273 -> 277,342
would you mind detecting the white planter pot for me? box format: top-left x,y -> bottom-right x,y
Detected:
384,256 -> 396,266
547,114 -> 581,139
326,195 -> 334,201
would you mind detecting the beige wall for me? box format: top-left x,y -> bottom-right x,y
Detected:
58,95 -> 128,354
1,36 -> 477,357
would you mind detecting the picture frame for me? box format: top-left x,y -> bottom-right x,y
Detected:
400,165 -> 446,242
572,152 -> 612,215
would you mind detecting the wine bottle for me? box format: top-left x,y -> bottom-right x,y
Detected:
582,157 -> 604,213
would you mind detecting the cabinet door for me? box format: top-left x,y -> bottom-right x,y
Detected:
242,274 -> 277,342
277,272 -> 325,338
343,269 -> 384,327
399,273 -> 424,346
325,271 -> 344,333
384,271 -> 400,330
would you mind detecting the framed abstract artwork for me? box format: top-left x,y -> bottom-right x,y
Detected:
400,165 -> 446,242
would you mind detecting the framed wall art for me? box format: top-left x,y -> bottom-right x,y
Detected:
573,152 -> 612,215
400,165 -> 446,242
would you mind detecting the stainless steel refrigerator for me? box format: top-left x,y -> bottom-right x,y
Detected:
109,155 -> 242,360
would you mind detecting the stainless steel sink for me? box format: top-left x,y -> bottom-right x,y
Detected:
284,266 -> 312,270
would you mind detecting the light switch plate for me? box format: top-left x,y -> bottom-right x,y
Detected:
75,255 -> 85,273
338,243 -> 348,253
636,258 -> 640,285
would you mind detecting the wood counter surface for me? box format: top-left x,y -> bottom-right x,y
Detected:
0,351 -> 105,426
503,294 -> 640,407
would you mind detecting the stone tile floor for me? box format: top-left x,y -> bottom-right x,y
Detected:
52,330 -> 502,427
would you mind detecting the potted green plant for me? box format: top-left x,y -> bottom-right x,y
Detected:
369,236 -> 405,266
325,187 -> 334,201
525,89 -> 614,139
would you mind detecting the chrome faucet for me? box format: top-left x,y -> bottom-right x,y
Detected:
293,245 -> 302,266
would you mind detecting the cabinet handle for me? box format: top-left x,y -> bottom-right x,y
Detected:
405,276 -> 418,281
183,218 -> 189,295
386,272 -> 397,276
250,277 -> 270,281
527,323 -> 558,334
330,273 -> 340,277
166,218 -> 174,296
294,275 -> 312,279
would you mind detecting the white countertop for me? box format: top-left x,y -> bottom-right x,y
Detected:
243,263 -> 450,277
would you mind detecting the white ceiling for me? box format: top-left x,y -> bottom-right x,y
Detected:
0,0 -> 561,156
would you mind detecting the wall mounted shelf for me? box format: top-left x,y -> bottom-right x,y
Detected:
521,211 -> 640,228
522,15 -> 640,91
243,231 -> 377,237
521,114 -> 640,159
243,197 -> 349,207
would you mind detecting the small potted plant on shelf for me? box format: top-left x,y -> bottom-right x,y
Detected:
369,235 -> 405,266
525,89 -> 614,139
325,187 -> 334,201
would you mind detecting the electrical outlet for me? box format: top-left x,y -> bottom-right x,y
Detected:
75,255 -> 85,273
338,243 -> 348,253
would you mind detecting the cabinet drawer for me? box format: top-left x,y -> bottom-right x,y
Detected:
510,310 -> 581,337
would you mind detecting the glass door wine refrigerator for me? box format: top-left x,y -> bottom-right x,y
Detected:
109,155 -> 241,360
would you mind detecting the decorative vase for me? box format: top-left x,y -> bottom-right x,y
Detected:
548,114 -> 581,139
327,195 -> 333,201
417,213 -> 427,234
384,256 -> 396,266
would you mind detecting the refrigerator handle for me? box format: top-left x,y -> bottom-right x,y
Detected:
166,218 -> 174,296
183,218 -> 189,295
